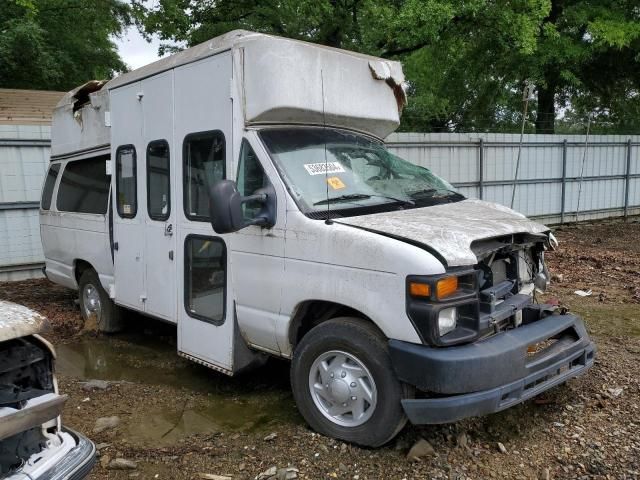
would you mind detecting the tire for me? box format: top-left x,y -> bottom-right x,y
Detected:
78,269 -> 124,333
290,317 -> 410,447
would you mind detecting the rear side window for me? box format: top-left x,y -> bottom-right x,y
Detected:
147,140 -> 170,221
183,131 -> 225,221
57,157 -> 109,214
41,163 -> 60,210
116,145 -> 137,218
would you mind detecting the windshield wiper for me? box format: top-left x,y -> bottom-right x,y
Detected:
314,194 -> 371,206
409,188 -> 463,200
314,193 -> 415,207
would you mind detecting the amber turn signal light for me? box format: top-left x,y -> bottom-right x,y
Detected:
436,276 -> 459,299
409,282 -> 431,297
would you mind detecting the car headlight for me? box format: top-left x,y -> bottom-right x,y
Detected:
406,269 -> 480,346
438,307 -> 457,336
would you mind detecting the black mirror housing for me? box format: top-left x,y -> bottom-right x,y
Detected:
209,180 -> 276,234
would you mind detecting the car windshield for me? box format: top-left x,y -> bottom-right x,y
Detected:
259,128 -> 464,218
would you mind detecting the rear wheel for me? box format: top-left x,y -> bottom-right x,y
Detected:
78,269 -> 123,333
291,317 -> 409,447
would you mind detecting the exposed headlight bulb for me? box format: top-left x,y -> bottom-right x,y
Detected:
438,307 -> 457,336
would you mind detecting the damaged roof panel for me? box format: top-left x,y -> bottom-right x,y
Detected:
51,81 -> 110,158
240,35 -> 405,139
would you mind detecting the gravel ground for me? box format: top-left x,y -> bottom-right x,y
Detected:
1,219 -> 639,480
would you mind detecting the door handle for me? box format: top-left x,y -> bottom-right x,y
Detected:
113,242 -> 119,251
164,223 -> 173,236
169,250 -> 174,260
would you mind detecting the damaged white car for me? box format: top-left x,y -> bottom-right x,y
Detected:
0,301 -> 95,479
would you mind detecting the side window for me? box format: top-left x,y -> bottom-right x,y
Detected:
184,236 -> 226,324
41,163 -> 60,210
147,140 -> 170,221
116,145 -> 137,218
57,157 -> 109,214
183,131 -> 225,221
237,140 -> 269,219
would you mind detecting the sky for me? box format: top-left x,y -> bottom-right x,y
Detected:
114,26 -> 164,70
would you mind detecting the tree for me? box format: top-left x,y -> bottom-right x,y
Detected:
133,0 -> 640,133
373,0 -> 640,133
131,0 -> 372,53
0,0 -> 131,91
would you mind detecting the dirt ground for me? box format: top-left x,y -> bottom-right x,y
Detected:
1,219 -> 639,480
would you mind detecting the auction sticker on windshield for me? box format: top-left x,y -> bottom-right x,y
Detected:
304,162 -> 345,176
327,177 -> 346,190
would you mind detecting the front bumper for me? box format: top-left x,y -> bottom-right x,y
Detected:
7,428 -> 96,480
390,313 -> 595,424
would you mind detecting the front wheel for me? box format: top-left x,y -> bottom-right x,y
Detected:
290,317 -> 409,447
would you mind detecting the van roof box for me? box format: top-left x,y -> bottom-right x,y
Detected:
52,30 -> 406,158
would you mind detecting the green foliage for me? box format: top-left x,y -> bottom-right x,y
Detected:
0,0 -> 131,91
132,0 -> 639,133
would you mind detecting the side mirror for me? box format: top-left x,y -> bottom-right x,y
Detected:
209,180 -> 276,234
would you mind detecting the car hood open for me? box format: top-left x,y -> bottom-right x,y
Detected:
0,301 -> 48,342
336,199 -> 549,266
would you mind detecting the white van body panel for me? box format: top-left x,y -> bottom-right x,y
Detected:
228,133 -> 288,355
172,52 -> 236,369
39,158 -> 113,292
274,210 -> 442,356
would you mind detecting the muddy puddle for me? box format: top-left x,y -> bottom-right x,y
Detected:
56,331 -> 300,444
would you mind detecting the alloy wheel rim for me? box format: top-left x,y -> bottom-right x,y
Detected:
308,350 -> 377,427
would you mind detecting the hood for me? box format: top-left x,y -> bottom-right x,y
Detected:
336,199 -> 549,266
0,301 -> 48,342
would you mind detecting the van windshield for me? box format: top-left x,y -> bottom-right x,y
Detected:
259,128 -> 464,218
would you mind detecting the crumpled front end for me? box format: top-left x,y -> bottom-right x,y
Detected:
394,231 -> 596,424
0,301 -> 95,479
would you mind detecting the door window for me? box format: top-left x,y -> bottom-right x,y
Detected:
116,145 -> 137,218
183,131 -> 225,221
41,163 -> 60,210
237,139 -> 270,219
146,140 -> 170,221
57,157 -> 110,214
184,235 -> 226,324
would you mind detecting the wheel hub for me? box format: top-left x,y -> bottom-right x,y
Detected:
308,350 -> 377,427
328,378 -> 351,404
82,283 -> 102,319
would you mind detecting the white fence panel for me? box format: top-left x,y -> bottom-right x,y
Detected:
387,132 -> 640,224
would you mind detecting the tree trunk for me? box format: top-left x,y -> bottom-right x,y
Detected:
535,82 -> 556,134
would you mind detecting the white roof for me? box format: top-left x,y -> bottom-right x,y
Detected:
106,30 -> 397,91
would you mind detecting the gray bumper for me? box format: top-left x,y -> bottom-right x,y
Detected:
389,314 -> 595,424
37,428 -> 96,480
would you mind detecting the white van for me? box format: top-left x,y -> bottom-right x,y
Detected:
40,30 -> 595,447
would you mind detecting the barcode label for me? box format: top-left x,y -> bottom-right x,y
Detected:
303,162 -> 345,176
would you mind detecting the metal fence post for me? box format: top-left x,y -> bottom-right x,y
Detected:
478,138 -> 484,200
560,139 -> 567,224
624,138 -> 632,220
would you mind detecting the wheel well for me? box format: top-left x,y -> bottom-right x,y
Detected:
74,260 -> 94,285
288,300 -> 382,348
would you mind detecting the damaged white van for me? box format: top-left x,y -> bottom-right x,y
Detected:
40,30 -> 595,447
